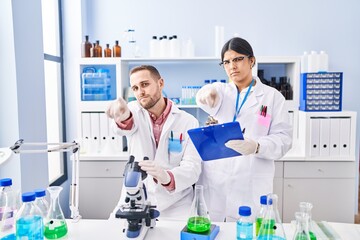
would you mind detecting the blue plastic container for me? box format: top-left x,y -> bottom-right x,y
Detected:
81,68 -> 115,101
300,72 -> 342,111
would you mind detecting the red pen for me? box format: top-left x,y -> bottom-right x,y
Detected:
264,106 -> 267,117
180,133 -> 183,144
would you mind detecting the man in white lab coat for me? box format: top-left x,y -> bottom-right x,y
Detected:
107,65 -> 201,220
196,37 -> 293,221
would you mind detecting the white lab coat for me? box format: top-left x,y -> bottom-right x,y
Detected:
110,100 -> 201,220
196,77 -> 292,221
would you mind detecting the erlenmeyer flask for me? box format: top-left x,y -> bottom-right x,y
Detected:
187,185 -> 211,233
299,202 -> 316,240
293,212 -> 311,240
44,186 -> 68,239
257,193 -> 286,240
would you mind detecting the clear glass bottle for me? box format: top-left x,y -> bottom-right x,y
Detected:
299,202 -> 316,240
187,185 -> 211,233
81,35 -> 92,58
293,212 -> 311,240
104,44 -> 111,57
16,192 -> 44,239
34,189 -> 49,218
237,206 -> 253,240
0,178 -> 18,232
256,195 -> 267,237
112,40 -> 121,57
257,193 -> 286,240
44,186 -> 68,239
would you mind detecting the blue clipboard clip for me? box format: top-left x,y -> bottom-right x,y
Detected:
187,121 -> 244,161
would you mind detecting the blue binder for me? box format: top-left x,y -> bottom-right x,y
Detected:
187,121 -> 244,161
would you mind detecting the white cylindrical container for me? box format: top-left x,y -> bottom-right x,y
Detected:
183,38 -> 195,57
308,51 -> 319,73
149,36 -> 160,58
215,26 -> 224,57
160,35 -> 169,58
318,50 -> 329,72
301,51 -> 309,73
170,35 -> 181,58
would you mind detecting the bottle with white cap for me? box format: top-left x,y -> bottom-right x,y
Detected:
301,51 -> 309,73
318,50 -> 329,73
308,51 -> 319,73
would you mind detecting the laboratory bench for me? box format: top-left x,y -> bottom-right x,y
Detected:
1,218 -> 359,239
63,218 -> 360,239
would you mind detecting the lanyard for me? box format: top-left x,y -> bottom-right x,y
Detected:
233,79 -> 254,122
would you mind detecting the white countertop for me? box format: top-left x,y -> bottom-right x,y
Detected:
2,219 -> 359,239
64,219 -> 360,240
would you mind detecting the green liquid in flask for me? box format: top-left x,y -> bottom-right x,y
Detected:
187,216 -> 211,233
256,217 -> 263,236
258,219 -> 276,235
44,220 -> 68,239
309,231 -> 316,240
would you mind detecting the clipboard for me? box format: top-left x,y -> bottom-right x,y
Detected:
187,121 -> 244,161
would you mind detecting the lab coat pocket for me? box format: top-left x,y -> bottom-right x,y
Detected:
168,139 -> 182,153
168,136 -> 183,166
253,111 -> 271,137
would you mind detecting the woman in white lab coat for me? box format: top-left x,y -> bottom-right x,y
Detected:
107,65 -> 201,220
196,37 -> 293,221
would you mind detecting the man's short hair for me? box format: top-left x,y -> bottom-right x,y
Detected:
129,65 -> 161,80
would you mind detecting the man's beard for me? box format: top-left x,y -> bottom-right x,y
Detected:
140,94 -> 161,110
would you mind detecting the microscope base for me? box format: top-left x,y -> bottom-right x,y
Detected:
121,225 -> 150,240
180,224 -> 220,240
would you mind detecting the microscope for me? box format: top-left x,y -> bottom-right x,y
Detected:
116,155 -> 160,239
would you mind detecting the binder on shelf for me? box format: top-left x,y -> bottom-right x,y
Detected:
99,112 -> 109,151
329,118 -> 340,156
81,112 -> 91,154
90,113 -> 100,153
319,117 -> 330,156
309,117 -> 320,157
187,121 -> 244,161
339,118 -> 351,156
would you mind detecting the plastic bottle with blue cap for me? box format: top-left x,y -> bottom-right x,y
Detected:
237,206 -> 253,240
0,178 -> 18,233
34,189 -> 49,218
16,192 -> 44,239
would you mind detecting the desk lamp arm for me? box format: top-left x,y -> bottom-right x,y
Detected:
10,139 -> 82,222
